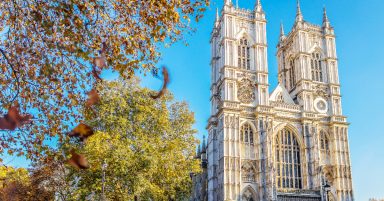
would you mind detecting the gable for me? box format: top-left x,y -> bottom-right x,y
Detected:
269,84 -> 295,104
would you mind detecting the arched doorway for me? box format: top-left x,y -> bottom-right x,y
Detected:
241,186 -> 257,201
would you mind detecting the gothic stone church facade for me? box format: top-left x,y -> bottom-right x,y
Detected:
191,0 -> 354,201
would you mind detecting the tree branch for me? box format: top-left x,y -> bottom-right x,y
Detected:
0,48 -> 20,103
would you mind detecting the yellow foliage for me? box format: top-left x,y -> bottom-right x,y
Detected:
68,79 -> 201,200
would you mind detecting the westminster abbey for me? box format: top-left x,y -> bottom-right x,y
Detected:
191,0 -> 354,201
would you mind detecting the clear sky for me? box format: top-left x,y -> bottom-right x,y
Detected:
140,0 -> 384,200
5,0 -> 384,200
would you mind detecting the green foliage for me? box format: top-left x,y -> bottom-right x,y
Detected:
67,78 -> 200,200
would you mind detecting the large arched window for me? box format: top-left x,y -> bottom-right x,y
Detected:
238,38 -> 251,70
289,59 -> 296,89
275,128 -> 302,189
311,52 -> 323,82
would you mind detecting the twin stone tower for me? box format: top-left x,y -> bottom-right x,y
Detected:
191,0 -> 354,201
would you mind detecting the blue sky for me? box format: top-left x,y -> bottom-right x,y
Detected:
140,0 -> 384,200
5,0 -> 384,200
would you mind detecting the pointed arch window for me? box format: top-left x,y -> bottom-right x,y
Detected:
275,128 -> 302,189
238,38 -> 251,70
241,123 -> 254,144
319,130 -> 331,164
319,131 -> 329,151
289,59 -> 296,89
241,123 -> 255,159
311,52 -> 323,82
276,93 -> 284,103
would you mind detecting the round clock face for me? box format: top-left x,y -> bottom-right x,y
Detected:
314,98 -> 328,113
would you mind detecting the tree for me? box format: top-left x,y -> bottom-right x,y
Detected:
0,166 -> 30,187
0,166 -> 31,201
65,78 -> 200,200
0,0 -> 208,160
0,159 -> 77,201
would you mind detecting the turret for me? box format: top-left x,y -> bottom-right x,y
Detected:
322,7 -> 331,29
224,0 -> 232,6
295,0 -> 303,23
279,22 -> 286,42
214,7 -> 220,28
255,0 -> 263,13
201,135 -> 206,153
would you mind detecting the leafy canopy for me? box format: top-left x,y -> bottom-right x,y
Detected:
66,78 -> 200,200
0,0 -> 208,160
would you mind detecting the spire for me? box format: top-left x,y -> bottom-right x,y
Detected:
255,0 -> 263,12
323,6 -> 331,28
216,7 -> 219,20
279,22 -> 286,42
202,135 -> 206,153
295,0 -> 303,22
225,0 -> 232,6
280,22 -> 285,36
215,7 -> 220,28
236,0 -> 239,8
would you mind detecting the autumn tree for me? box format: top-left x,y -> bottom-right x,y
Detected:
0,166 -> 30,201
64,78 -> 200,200
0,159 -> 79,201
0,0 -> 208,160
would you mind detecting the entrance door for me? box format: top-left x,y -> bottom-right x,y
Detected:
242,187 -> 257,201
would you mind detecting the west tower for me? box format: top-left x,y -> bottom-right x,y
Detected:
208,0 -> 268,200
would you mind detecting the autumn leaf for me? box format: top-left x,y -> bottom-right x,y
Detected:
0,106 -> 32,131
66,149 -> 89,170
68,123 -> 94,142
150,66 -> 170,99
85,89 -> 100,107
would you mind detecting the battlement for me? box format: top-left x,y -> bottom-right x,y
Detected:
234,7 -> 255,19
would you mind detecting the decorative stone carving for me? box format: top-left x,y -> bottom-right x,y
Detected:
313,84 -> 329,98
323,165 -> 335,184
241,160 -> 256,183
229,116 -> 236,128
238,78 -> 255,104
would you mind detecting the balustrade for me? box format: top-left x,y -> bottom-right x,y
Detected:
271,101 -> 302,112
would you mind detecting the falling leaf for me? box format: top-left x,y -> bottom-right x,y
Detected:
66,149 -> 89,169
93,56 -> 107,69
150,67 -> 170,99
93,42 -> 108,70
68,123 -> 94,142
0,106 -> 32,130
85,89 -> 100,107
